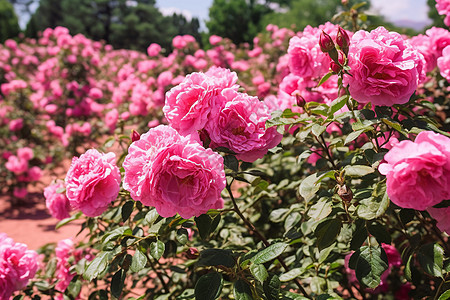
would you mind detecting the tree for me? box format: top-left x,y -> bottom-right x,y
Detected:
206,0 -> 272,45
24,0 -> 201,52
0,0 -> 20,42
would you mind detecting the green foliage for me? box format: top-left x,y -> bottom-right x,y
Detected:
206,0 -> 271,45
0,0 -> 20,42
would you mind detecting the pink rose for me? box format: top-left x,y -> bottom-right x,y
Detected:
209,35 -> 222,45
5,155 -> 28,175
344,26 -> 423,106
427,206 -> 450,234
44,181 -> 71,220
55,239 -> 75,294
163,67 -> 238,135
205,89 -> 283,162
65,149 -> 121,217
9,118 -> 23,131
379,131 -> 450,210
0,233 -> 38,299
123,125 -> 225,219
17,147 -> 33,161
147,43 -> 161,56
438,45 -> 450,82
105,109 -> 119,132
436,0 -> 450,27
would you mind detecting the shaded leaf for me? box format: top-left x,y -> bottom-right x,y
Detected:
198,249 -> 236,268
233,279 -> 253,300
417,243 -> 444,277
354,245 -> 389,288
252,243 -> 289,264
315,218 -> 342,251
194,272 -> 223,300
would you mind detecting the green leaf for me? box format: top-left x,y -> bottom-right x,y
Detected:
328,95 -> 349,116
176,228 -> 189,245
281,291 -> 309,299
318,243 -> 336,264
55,212 -> 82,229
438,290 -> 450,300
198,249 -> 236,268
417,243 -> 444,277
354,245 -> 389,289
102,227 -> 131,245
343,165 -> 374,177
315,218 -> 342,251
84,251 -> 109,281
130,249 -> 148,272
308,198 -> 332,221
111,269 -> 125,299
269,208 -> 290,223
312,124 -> 326,138
367,222 -> 391,245
121,201 -> 134,222
104,137 -> 115,148
299,173 -> 320,203
404,254 -> 413,281
279,268 -> 305,282
233,279 -> 253,300
144,209 -> 159,226
150,240 -> 165,261
356,184 -> 390,220
317,71 -> 333,87
263,274 -> 281,300
195,214 -> 213,240
66,275 -> 82,299
194,272 -> 223,300
250,264 -> 268,283
224,155 -> 239,172
252,242 -> 289,264
350,219 -> 368,251
310,276 -> 326,294
344,129 -> 365,145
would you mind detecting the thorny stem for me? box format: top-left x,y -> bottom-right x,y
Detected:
315,134 -> 338,170
147,254 -> 170,294
226,181 -> 310,298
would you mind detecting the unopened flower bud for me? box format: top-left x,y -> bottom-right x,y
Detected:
341,0 -> 348,5
185,247 -> 199,259
330,50 -> 345,73
338,184 -> 353,203
319,31 -> 335,53
294,92 -> 306,107
336,26 -> 350,55
131,130 -> 140,142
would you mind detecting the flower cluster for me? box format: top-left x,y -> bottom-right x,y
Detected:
164,67 -> 282,162
65,149 -> 121,217
344,26 -> 424,106
379,131 -> 450,211
0,234 -> 38,300
123,125 -> 226,219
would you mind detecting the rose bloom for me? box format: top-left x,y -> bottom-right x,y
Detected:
55,239 -> 75,295
436,0 -> 450,27
344,26 -> 423,106
427,206 -> 450,235
0,233 -> 38,299
379,131 -> 450,210
65,149 -> 121,217
205,89 -> 283,162
123,125 -> 226,219
163,67 -> 238,135
44,181 -> 71,220
438,45 -> 450,82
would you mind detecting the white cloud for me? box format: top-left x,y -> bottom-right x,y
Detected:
370,0 -> 430,22
159,7 -> 193,21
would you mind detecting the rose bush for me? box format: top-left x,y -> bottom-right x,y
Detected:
1,1 -> 450,299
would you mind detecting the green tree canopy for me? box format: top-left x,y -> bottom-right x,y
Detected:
0,0 -> 21,42
25,0 -> 201,52
206,0 -> 272,45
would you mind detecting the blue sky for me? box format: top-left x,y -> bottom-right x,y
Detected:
155,0 -> 432,31
17,0 -> 432,31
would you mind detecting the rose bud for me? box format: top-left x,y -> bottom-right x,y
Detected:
330,50 -> 345,73
131,130 -> 141,142
185,247 -> 199,259
336,26 -> 350,55
319,31 -> 335,53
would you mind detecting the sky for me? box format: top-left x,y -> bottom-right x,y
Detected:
155,0 -> 432,31
16,0 -> 433,31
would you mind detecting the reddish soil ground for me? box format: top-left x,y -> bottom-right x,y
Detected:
0,159 -> 82,251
